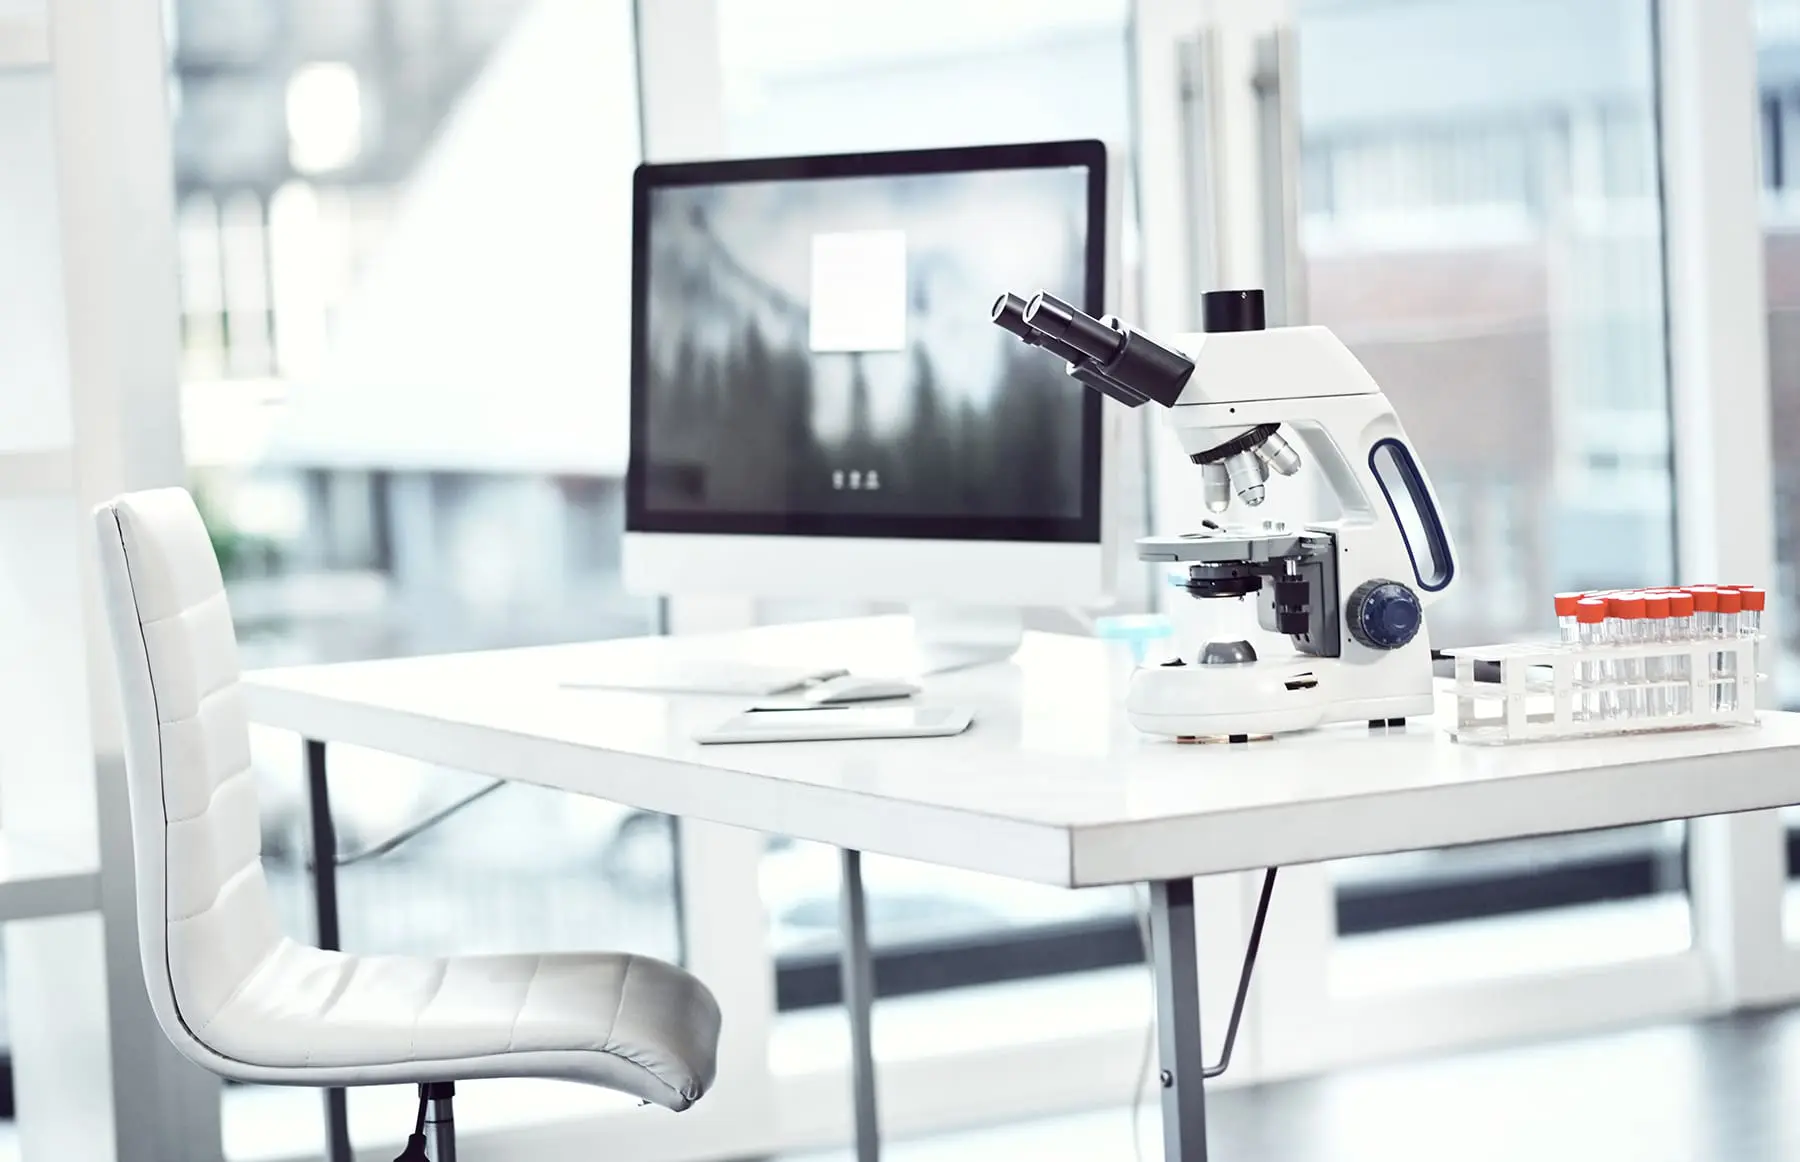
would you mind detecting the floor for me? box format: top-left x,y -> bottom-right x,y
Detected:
786,1004 -> 1800,1162
1,988 -> 1795,1161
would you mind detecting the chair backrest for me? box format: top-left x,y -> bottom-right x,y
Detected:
93,488 -> 285,1070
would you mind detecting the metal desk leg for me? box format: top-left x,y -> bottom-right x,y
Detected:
1150,878 -> 1209,1162
305,739 -> 354,1162
839,848 -> 880,1162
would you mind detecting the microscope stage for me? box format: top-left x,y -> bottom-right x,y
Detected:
1136,527 -> 1321,564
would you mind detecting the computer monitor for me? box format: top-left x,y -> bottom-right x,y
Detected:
625,139 -> 1114,667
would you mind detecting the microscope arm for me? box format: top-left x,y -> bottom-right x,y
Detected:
1209,396 -> 1454,604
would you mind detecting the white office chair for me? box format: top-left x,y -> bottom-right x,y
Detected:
93,488 -> 721,1161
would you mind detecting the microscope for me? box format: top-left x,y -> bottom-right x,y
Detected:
993,287 -> 1456,739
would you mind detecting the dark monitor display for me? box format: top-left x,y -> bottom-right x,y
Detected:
627,140 -> 1105,544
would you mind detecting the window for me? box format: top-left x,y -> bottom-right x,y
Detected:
713,0 -> 1154,1010
1294,0 -> 1689,973
166,0 -> 676,1149
1751,0 -> 1800,932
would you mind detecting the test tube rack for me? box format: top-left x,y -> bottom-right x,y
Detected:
1444,635 -> 1761,744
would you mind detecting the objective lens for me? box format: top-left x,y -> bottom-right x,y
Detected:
1224,450 -> 1267,507
1201,462 -> 1231,513
1253,430 -> 1302,476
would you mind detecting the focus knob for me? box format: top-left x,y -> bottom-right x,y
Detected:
1346,579 -> 1422,651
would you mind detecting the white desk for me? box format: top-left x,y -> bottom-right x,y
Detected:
241,616 -> 1800,1162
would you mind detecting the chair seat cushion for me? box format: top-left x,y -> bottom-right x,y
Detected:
199,939 -> 720,1109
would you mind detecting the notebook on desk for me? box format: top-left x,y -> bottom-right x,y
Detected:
560,657 -> 848,697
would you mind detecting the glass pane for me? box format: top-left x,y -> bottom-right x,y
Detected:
714,0 -> 1149,1001
1295,0 -> 1690,971
168,0 -> 675,1146
1753,1 -> 1800,924
718,0 -> 1153,631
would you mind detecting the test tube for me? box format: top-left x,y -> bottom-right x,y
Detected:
1643,591 -> 1670,718
1601,598 -> 1623,719
1689,587 -> 1720,711
1576,597 -> 1608,721
1717,589 -> 1743,712
1609,593 -> 1646,720
1555,592 -> 1582,645
1666,590 -> 1694,715
1738,587 -> 1766,635
1740,586 -> 1766,693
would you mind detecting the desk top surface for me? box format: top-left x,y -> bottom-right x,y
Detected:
240,617 -> 1800,887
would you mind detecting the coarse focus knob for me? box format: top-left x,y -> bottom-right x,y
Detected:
1346,579 -> 1422,651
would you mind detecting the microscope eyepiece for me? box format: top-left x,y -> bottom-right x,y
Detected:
992,292 -> 1094,369
993,288 -> 1196,410
1023,292 -> 1126,365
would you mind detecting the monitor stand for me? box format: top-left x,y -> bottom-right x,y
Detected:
903,604 -> 1025,675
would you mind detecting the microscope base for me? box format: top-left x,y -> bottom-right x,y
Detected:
1127,660 -> 1434,739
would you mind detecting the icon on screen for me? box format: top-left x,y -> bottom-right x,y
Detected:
832,470 -> 845,491
865,470 -> 881,491
848,471 -> 863,490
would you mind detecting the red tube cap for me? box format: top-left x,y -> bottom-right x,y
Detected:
1609,594 -> 1646,619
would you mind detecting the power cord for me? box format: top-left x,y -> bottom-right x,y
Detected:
1128,870 -> 1279,1162
311,778 -> 507,870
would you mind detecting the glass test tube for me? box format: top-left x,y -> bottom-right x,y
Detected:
1555,592 -> 1581,645
1609,593 -> 1645,719
1717,589 -> 1742,712
1576,598 -> 1608,721
1643,592 -> 1670,718
1740,587 -> 1766,695
1689,588 -> 1720,711
1666,590 -> 1694,715
1601,600 -> 1623,720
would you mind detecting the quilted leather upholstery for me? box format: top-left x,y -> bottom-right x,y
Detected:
93,489 -> 720,1109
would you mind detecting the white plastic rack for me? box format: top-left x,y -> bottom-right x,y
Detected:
1445,635 -> 1762,744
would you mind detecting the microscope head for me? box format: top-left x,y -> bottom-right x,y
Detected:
992,287 -> 1301,510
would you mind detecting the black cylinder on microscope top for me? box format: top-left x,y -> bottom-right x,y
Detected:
1201,289 -> 1266,333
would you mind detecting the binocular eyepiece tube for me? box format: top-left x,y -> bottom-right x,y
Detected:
990,290 -> 1194,410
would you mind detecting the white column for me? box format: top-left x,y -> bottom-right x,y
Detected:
633,0 -> 756,635
633,1 -> 779,1150
1660,0 -> 1794,1009
1133,0 -> 1287,1082
635,0 -> 727,163
38,0 -> 225,1157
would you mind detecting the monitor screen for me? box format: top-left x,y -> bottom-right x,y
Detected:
627,140 -> 1105,543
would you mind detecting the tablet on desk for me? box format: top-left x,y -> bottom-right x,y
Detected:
695,705 -> 973,744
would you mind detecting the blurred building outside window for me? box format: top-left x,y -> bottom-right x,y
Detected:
1749,0 -> 1800,919
1293,0 -> 1692,977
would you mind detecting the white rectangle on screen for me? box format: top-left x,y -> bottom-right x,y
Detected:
808,229 -> 907,353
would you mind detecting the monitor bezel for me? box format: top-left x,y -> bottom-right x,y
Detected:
626,138 -> 1107,544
